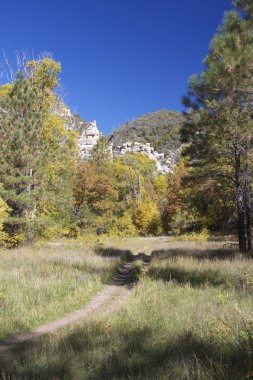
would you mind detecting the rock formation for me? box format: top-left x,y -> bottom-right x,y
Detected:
78,121 -> 103,159
114,141 -> 181,174
55,100 -> 181,173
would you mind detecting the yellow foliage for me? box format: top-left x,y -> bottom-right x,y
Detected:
38,111 -> 78,213
41,118 -> 78,185
135,198 -> 162,235
172,228 -> 210,242
25,58 -> 62,123
113,154 -> 157,202
41,225 -> 62,240
154,174 -> 168,198
4,232 -> 26,248
0,198 -> 10,246
26,57 -> 61,93
0,197 -> 10,227
111,213 -> 137,237
0,83 -> 12,98
217,292 -> 229,305
62,225 -> 80,238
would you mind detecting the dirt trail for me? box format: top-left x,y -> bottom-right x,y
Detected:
0,255 -> 150,354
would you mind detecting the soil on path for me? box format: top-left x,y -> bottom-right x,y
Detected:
0,253 -> 151,355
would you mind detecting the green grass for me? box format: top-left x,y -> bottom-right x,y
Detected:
1,239 -> 253,379
0,242 -> 122,340
128,259 -> 144,282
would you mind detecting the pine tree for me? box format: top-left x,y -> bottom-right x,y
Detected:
0,73 -> 43,236
25,57 -> 78,238
182,1 -> 253,253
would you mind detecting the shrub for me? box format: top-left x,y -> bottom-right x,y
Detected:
0,197 -> 10,247
170,209 -> 201,234
172,228 -> 210,242
111,213 -> 137,237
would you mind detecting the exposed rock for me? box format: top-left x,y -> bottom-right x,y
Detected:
54,98 -> 88,131
114,141 -> 181,174
53,98 -> 104,159
78,121 -> 103,159
54,100 -> 181,172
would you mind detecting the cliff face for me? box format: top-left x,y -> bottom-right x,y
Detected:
54,98 -> 103,159
54,98 -> 89,131
78,121 -> 103,159
114,141 -> 182,174
56,101 -> 183,173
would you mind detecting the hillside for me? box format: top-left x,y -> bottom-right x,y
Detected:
109,110 -> 186,155
54,103 -> 186,172
54,98 -> 91,132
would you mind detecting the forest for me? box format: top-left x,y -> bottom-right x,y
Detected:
0,1 -> 253,255
0,0 -> 253,379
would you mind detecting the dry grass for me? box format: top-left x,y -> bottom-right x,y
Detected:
0,242 -> 121,340
1,238 -> 253,379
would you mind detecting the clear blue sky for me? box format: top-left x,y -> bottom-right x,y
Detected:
1,0 -> 232,135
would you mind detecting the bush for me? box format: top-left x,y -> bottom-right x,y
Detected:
169,209 -> 201,234
4,232 -> 26,247
111,213 -> 137,237
172,228 -> 210,242
0,197 -> 10,247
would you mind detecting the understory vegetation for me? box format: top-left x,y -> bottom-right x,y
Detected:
1,239 -> 253,379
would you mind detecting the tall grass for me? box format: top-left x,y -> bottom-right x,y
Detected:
0,243 -> 121,340
1,239 -> 253,379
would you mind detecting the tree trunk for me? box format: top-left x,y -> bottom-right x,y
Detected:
234,134 -> 247,252
244,138 -> 252,254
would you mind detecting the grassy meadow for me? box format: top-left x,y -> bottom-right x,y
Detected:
0,239 -> 123,341
1,237 -> 253,379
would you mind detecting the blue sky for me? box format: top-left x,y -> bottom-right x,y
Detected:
1,0 -> 232,134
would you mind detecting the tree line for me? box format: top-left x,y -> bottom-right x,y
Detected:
0,0 -> 253,254
0,62 -> 170,244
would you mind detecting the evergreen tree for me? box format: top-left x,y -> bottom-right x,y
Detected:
182,1 -> 253,253
25,57 -> 78,239
0,73 -> 43,236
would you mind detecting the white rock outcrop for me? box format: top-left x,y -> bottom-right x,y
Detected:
114,141 -> 181,174
54,100 -> 180,172
78,121 -> 103,159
